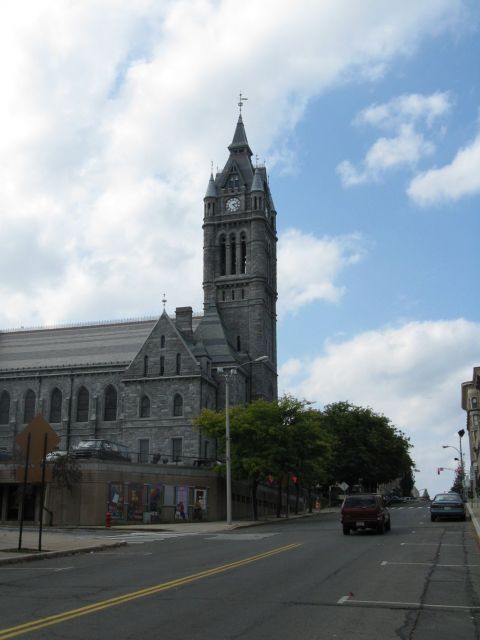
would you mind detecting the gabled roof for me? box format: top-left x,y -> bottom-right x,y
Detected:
0,319 -> 158,372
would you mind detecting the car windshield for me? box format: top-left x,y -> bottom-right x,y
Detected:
76,441 -> 101,449
344,496 -> 376,507
434,494 -> 462,502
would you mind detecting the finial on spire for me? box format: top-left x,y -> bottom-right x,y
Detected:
162,293 -> 167,311
238,92 -> 248,114
255,154 -> 259,168
210,160 -> 214,175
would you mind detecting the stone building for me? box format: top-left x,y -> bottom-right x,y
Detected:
0,113 -> 279,523
461,367 -> 480,497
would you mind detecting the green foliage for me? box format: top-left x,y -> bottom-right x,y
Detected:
195,396 -> 415,510
320,401 -> 414,490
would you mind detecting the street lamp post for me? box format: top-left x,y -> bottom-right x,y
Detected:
220,355 -> 268,526
442,438 -> 466,500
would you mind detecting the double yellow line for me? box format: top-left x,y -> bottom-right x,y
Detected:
0,543 -> 301,638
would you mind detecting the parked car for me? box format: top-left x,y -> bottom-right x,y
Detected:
71,439 -> 131,462
430,493 -> 466,521
341,493 -> 391,535
386,495 -> 404,505
46,450 -> 69,462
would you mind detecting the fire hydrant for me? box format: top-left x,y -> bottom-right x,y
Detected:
105,511 -> 112,528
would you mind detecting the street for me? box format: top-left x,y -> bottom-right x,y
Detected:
0,502 -> 479,639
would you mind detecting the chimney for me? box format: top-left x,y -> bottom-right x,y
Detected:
175,307 -> 193,341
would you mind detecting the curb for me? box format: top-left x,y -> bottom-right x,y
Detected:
0,541 -> 127,566
467,504 -> 480,541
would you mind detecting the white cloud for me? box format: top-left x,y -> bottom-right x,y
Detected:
277,230 -> 366,315
0,1 -> 465,327
338,92 -> 452,187
279,318 -> 480,496
408,131 -> 480,205
338,124 -> 435,185
355,92 -> 452,129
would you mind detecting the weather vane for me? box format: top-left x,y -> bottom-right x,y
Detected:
238,92 -> 248,114
162,293 -> 167,311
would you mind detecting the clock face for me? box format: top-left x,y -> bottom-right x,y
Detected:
226,197 -> 241,212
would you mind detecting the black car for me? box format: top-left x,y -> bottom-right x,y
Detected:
430,493 -> 466,521
71,440 -> 131,462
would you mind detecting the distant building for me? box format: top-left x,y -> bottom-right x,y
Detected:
0,113 -> 279,523
461,367 -> 480,497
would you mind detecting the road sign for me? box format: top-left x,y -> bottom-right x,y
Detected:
15,415 -> 60,482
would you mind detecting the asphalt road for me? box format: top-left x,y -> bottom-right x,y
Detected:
0,502 -> 479,639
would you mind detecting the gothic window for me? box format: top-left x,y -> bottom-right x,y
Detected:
173,394 -> 183,417
237,336 -> 241,351
138,439 -> 150,463
241,288 -> 245,300
49,388 -> 62,423
143,355 -> 149,377
172,437 -> 183,462
232,289 -> 235,301
266,242 -> 271,285
230,234 -> 236,274
104,385 -> 117,422
219,236 -> 226,276
228,170 -> 239,191
0,391 -> 10,425
240,233 -> 247,274
140,395 -> 151,418
176,353 -> 181,375
254,196 -> 257,209
160,356 -> 165,376
222,290 -> 226,301
24,390 -> 36,424
160,335 -> 165,348
76,387 -> 89,423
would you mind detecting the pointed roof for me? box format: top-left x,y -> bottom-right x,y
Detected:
204,173 -> 217,198
251,167 -> 264,192
193,305 -> 238,365
228,114 -> 253,156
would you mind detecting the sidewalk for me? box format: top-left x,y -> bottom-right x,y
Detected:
0,510 -> 338,565
467,501 -> 480,540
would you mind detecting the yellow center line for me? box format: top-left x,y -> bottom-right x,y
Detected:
0,543 -> 301,639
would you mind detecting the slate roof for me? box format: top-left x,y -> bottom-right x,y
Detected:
0,319 -> 158,371
193,306 -> 238,365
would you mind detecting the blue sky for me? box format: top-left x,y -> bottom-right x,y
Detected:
0,1 -> 479,496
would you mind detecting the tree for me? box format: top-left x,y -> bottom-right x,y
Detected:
52,455 -> 82,491
195,395 -> 332,519
320,401 -> 414,492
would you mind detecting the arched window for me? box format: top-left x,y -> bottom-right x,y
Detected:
143,355 -> 149,377
240,233 -> 247,274
173,394 -> 183,417
219,236 -> 226,276
76,386 -> 89,422
176,353 -> 181,375
228,170 -> 239,191
230,234 -> 236,274
49,388 -> 62,423
24,390 -> 36,424
104,385 -> 117,421
160,335 -> 165,348
0,391 -> 10,425
160,356 -> 165,376
140,395 -> 151,418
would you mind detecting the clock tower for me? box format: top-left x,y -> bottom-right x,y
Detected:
202,113 -> 278,401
